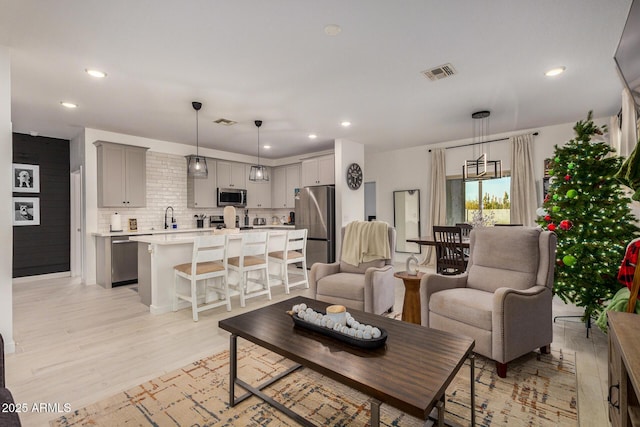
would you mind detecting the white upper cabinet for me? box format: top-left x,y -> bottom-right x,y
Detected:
217,161 -> 246,189
301,154 -> 334,187
95,141 -> 148,208
187,158 -> 217,208
245,165 -> 272,208
272,163 -> 301,208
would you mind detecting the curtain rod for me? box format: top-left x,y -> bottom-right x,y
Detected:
427,132 -> 539,152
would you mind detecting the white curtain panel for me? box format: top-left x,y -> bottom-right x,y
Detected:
621,87 -> 638,158
509,134 -> 538,226
609,115 -> 622,157
422,148 -> 447,265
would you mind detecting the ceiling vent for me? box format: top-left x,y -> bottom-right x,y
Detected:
422,63 -> 457,81
213,118 -> 237,126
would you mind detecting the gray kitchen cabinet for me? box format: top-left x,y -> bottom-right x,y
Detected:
187,158 -> 217,208
95,141 -> 148,207
301,154 -> 334,187
272,163 -> 300,208
217,161 -> 246,188
246,164 -> 271,208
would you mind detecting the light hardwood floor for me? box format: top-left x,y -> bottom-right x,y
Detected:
6,267 -> 609,426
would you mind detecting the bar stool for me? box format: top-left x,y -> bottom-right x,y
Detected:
228,231 -> 271,307
173,234 -> 231,321
269,229 -> 308,294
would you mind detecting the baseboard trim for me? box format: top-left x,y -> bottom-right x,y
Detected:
13,271 -> 71,283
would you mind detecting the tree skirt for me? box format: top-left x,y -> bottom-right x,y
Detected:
51,344 -> 577,427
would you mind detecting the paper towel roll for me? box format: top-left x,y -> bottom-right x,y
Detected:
110,213 -> 122,232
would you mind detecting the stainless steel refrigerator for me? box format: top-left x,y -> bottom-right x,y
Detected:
295,185 -> 335,267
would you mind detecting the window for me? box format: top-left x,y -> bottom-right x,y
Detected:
447,176 -> 511,225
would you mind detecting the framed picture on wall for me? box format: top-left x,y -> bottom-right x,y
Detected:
13,197 -> 40,226
128,218 -> 138,231
12,163 -> 40,193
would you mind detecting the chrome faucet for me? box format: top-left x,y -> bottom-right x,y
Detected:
164,206 -> 174,229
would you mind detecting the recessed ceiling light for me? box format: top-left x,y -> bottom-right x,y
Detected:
308,134 -> 317,139
545,66 -> 566,77
60,101 -> 78,109
341,121 -> 351,127
324,24 -> 342,36
85,69 -> 107,78
263,145 -> 271,149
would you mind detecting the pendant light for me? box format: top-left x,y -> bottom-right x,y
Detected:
187,101 -> 208,178
249,120 -> 269,181
462,110 -> 502,181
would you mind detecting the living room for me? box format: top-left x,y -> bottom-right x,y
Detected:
2,1 -> 640,426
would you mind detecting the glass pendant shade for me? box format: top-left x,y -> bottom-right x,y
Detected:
249,119 -> 269,182
187,155 -> 208,179
249,164 -> 269,181
187,101 -> 208,178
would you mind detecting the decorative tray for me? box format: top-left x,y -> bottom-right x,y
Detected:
288,311 -> 388,349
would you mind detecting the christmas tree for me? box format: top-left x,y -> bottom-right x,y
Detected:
537,112 -> 639,321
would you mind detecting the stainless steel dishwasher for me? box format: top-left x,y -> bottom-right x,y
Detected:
111,236 -> 138,286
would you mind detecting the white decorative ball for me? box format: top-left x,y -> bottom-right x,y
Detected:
314,318 -> 322,326
355,330 -> 364,339
348,328 -> 356,337
340,326 -> 348,334
321,318 -> 327,327
333,323 -> 341,331
371,327 -> 381,338
363,331 -> 372,339
297,311 -> 305,319
292,304 -> 300,313
357,323 -> 366,331
346,317 -> 355,326
303,313 -> 311,322
364,325 -> 373,333
299,303 -> 307,311
326,319 -> 334,329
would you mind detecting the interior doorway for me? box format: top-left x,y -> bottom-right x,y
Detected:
364,181 -> 376,221
70,169 -> 83,278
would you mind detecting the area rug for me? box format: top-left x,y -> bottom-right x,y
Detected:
51,344 -> 577,427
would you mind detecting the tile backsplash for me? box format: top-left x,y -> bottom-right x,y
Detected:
98,152 -> 291,232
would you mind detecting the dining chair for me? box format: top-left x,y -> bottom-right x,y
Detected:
173,234 -> 231,321
268,229 -> 309,294
228,231 -> 271,307
455,223 -> 473,257
432,225 -> 466,275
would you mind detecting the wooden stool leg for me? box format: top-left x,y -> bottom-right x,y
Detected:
496,362 -> 507,378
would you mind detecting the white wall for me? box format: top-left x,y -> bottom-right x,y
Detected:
365,116 -> 611,263
0,47 -> 14,353
334,139 -> 364,257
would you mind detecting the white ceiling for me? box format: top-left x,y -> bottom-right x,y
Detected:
0,0 -> 633,159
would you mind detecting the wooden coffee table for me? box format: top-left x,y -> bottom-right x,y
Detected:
219,296 -> 475,426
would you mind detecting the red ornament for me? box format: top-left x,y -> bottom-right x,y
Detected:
544,194 -> 550,203
544,215 -> 552,222
564,174 -> 571,181
548,223 -> 557,231
559,219 -> 573,231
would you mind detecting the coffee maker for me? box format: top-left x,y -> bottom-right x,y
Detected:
289,211 -> 295,225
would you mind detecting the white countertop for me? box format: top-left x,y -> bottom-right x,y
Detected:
92,225 -> 296,237
129,228 -> 287,245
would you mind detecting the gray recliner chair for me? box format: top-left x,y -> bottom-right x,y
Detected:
310,226 -> 396,314
420,226 -> 556,377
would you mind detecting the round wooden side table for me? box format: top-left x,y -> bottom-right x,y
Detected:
394,271 -> 424,325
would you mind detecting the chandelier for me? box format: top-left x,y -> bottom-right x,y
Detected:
462,110 -> 502,181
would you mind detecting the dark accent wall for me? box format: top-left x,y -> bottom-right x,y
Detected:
13,133 -> 70,278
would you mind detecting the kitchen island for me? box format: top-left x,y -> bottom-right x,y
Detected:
130,229 -> 287,314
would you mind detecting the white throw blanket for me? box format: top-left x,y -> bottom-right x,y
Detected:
341,221 -> 390,267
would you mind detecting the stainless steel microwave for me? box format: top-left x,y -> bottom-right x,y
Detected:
217,188 -> 247,208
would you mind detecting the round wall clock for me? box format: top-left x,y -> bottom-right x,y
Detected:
346,163 -> 363,190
